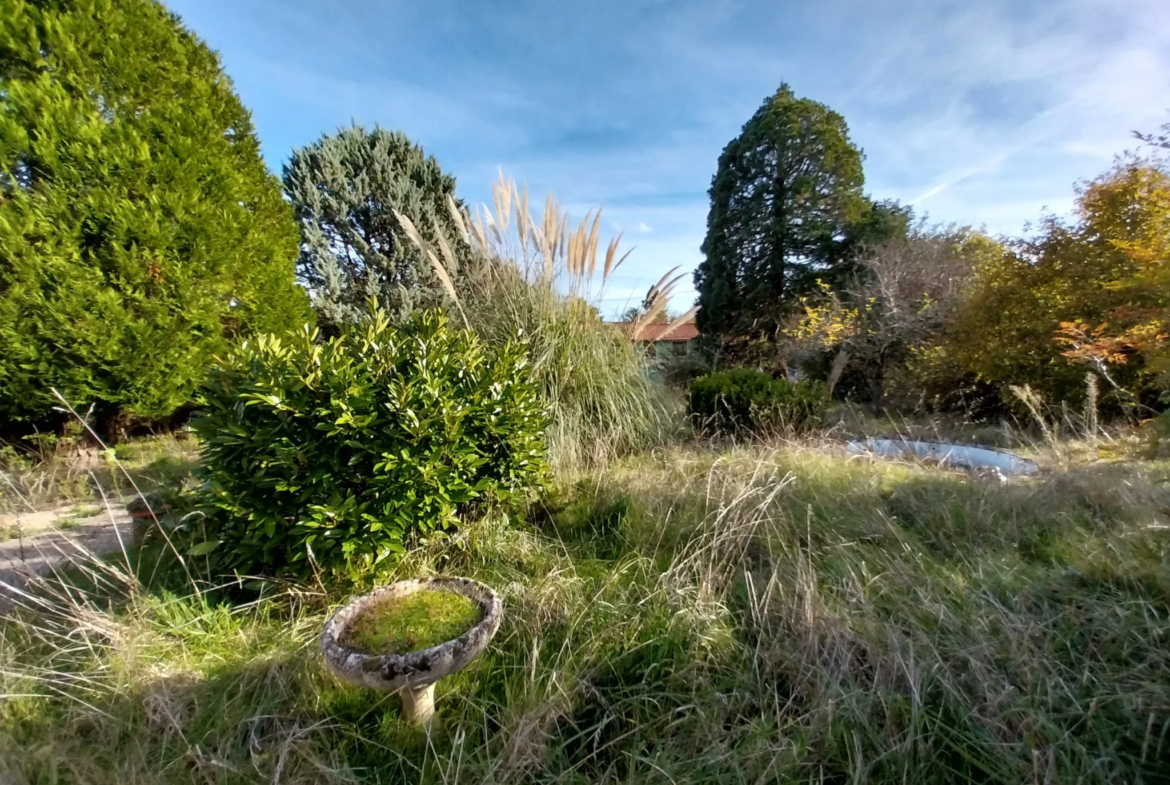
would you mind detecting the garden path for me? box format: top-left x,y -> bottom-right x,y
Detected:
0,501 -> 134,602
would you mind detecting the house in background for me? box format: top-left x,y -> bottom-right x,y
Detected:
614,321 -> 700,358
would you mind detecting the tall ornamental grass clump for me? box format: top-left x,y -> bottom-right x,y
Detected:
689,368 -> 826,435
191,307 -> 548,578
398,175 -> 684,469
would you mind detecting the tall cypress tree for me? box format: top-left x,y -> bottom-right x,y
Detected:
695,84 -> 867,339
0,0 -> 310,434
282,125 -> 465,327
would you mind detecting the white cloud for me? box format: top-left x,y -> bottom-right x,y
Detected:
636,221 -> 653,233
839,0 -> 1170,232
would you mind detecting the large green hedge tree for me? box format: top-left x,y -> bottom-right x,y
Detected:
0,0 -> 310,435
282,125 -> 466,328
695,84 -> 869,340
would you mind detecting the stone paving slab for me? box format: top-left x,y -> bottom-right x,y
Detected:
0,501 -> 137,601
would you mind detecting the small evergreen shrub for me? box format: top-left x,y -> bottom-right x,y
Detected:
191,308 -> 548,578
689,369 -> 825,435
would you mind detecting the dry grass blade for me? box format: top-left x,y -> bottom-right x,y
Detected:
585,208 -> 603,280
541,192 -> 558,279
631,272 -> 687,339
608,248 -> 634,283
483,206 -> 504,247
431,217 -> 459,276
657,306 -> 700,341
579,213 -> 595,279
558,213 -> 569,263
517,181 -> 530,259
567,217 -> 586,280
447,195 -> 470,244
634,302 -> 668,340
602,236 -> 624,283
632,273 -> 686,339
393,209 -> 429,260
470,209 -> 490,255
647,266 -> 683,300
495,169 -> 512,234
659,272 -> 688,298
424,249 -> 460,308
1010,384 -> 1055,445
393,210 -> 460,310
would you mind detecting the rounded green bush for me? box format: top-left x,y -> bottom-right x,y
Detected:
689,369 -> 825,435
191,308 -> 548,578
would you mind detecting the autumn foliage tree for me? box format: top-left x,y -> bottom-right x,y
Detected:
1065,157 -> 1170,376
791,228 -> 988,411
923,154 -> 1170,413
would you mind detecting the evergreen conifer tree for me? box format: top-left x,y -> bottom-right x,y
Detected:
695,84 -> 868,339
282,125 -> 465,327
0,0 -> 310,434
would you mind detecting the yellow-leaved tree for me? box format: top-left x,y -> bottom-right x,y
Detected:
924,154 -> 1170,414
1057,158 -> 1170,385
788,227 -> 990,412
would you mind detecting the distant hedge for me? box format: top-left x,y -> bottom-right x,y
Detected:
0,0 -> 310,435
689,369 -> 825,435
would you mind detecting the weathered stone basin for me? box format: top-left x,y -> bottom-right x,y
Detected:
320,577 -> 502,724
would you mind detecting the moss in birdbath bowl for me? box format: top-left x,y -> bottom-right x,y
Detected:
340,589 -> 481,655
320,577 -> 503,726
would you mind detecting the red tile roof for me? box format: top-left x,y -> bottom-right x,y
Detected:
612,322 -> 700,342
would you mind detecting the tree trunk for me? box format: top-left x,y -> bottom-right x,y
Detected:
825,348 -> 849,398
869,365 -> 886,416
94,411 -> 128,445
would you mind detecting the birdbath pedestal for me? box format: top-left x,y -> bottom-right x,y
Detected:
319,577 -> 502,725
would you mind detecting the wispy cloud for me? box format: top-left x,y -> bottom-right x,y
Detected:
168,0 -> 1170,315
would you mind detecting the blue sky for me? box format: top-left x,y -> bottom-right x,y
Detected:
165,0 -> 1170,316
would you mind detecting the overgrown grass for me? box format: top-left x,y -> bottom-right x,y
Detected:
3,436 -> 1168,783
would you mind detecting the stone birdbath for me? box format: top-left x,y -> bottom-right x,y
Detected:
320,577 -> 502,725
